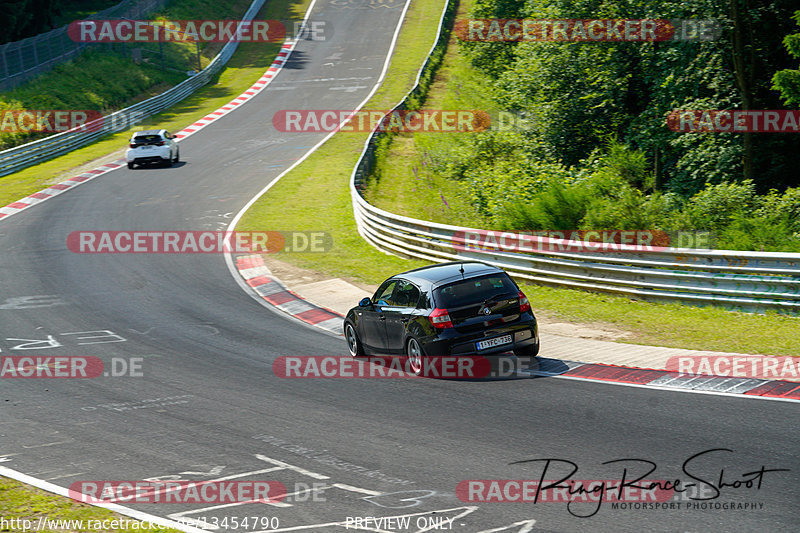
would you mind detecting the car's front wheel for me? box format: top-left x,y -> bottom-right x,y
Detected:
344,322 -> 364,358
173,149 -> 180,164
127,162 -> 134,169
406,338 -> 425,376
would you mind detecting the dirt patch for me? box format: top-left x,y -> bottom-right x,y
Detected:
45,148 -> 128,187
534,310 -> 633,341
259,254 -> 377,294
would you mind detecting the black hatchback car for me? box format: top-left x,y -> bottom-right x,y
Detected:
343,262 -> 539,374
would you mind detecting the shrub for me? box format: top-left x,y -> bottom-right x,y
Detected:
593,139 -> 653,191
582,188 -> 674,231
714,214 -> 800,252
500,179 -> 592,230
684,180 -> 759,231
759,187 -> 800,232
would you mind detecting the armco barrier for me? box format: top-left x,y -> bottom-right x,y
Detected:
349,0 -> 800,314
0,0 -> 170,91
0,0 -> 266,178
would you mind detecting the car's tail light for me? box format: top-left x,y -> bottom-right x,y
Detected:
129,143 -> 137,148
155,141 -> 165,146
429,308 -> 453,329
518,291 -> 531,313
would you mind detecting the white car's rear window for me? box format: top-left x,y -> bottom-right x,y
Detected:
132,135 -> 163,145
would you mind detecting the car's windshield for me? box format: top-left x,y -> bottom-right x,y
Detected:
434,274 -> 517,307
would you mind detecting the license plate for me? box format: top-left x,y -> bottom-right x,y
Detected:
141,146 -> 153,149
477,334 -> 512,351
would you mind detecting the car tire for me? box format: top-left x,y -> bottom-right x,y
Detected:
514,340 -> 539,358
406,337 -> 425,376
173,150 -> 180,164
344,322 -> 364,358
127,162 -> 134,169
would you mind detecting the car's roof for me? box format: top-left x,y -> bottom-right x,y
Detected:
131,129 -> 166,137
397,261 -> 504,288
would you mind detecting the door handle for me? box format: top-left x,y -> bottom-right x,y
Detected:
379,315 -> 386,321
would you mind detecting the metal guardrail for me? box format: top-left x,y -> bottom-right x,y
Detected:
0,0 -> 170,91
0,0 -> 266,178
349,0 -> 800,314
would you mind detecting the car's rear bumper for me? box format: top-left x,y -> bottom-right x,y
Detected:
419,317 -> 538,356
126,149 -> 170,163
130,156 -> 170,164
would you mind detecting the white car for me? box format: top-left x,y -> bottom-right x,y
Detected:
126,129 -> 179,169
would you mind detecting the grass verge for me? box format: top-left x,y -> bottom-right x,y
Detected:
237,0 -> 800,356
0,476 -> 180,533
0,0 -> 310,207
0,0 -> 258,150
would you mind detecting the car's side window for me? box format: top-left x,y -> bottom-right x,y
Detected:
373,280 -> 397,306
416,291 -> 431,309
392,280 -> 420,308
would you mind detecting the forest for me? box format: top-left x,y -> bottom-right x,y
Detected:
403,0 -> 800,251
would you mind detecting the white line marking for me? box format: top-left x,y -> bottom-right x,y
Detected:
168,496 -> 292,516
44,472 -> 86,481
329,86 -> 369,91
476,520 -> 537,533
22,441 -> 71,448
135,465 -> 290,503
0,465 -> 207,533
206,466 -> 283,481
331,482 -> 381,496
254,454 -> 330,479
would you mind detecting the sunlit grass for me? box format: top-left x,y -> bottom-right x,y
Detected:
0,476 -> 181,533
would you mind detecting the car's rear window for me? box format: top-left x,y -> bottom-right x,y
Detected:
132,135 -> 163,145
434,274 -> 517,307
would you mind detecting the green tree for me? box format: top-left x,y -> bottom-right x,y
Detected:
772,10 -> 800,106
0,0 -> 63,43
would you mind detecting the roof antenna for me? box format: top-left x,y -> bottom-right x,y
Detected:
459,262 -> 465,278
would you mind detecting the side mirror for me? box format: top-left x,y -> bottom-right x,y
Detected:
358,297 -> 372,307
